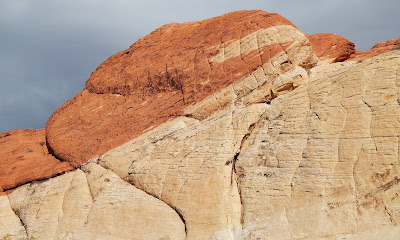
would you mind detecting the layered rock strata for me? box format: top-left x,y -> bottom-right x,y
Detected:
1,10 -> 400,240
45,10 -> 317,166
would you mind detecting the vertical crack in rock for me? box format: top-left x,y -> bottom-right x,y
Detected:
336,72 -> 368,232
53,172 -> 75,238
7,196 -> 29,239
385,205 -> 395,224
93,161 -> 188,237
81,166 -> 95,227
231,151 -> 242,224
232,111 -> 266,225
141,189 -> 187,236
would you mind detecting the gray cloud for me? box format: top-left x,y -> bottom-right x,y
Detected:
0,0 -> 399,133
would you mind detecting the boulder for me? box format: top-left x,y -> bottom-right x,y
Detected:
307,33 -> 355,63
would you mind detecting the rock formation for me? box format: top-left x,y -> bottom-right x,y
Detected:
306,33 -> 355,63
0,129 -> 73,191
348,38 -> 400,60
45,10 -> 317,166
1,10 -> 399,240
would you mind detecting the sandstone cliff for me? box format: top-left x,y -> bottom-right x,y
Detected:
1,10 -> 399,240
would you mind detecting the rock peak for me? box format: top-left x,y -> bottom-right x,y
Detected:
46,9 -> 315,165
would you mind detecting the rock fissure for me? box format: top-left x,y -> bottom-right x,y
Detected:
98,156 -> 189,236
136,184 -> 188,236
9,203 -> 29,238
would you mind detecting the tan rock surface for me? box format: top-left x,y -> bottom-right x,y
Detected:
1,10 -> 400,240
0,195 -> 27,239
0,129 -> 74,191
236,51 -> 400,239
1,52 -> 399,240
6,165 -> 186,239
85,52 -> 398,239
46,10 -> 317,166
97,104 -> 266,239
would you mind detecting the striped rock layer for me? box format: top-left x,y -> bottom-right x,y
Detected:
1,10 -> 400,240
45,10 -> 318,166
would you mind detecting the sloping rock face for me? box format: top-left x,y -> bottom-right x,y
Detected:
1,10 -> 400,240
0,129 -> 73,191
2,51 -> 399,240
307,33 -> 356,63
348,38 -> 400,61
45,10 -> 317,166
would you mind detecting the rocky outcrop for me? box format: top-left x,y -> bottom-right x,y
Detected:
236,51 -> 400,239
347,38 -> 400,61
1,10 -> 400,240
45,10 -> 317,166
307,33 -> 356,63
0,129 -> 73,191
2,51 -> 399,239
5,165 -> 185,240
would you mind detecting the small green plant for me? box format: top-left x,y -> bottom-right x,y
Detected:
304,66 -> 311,76
27,148 -> 33,153
357,59 -> 363,64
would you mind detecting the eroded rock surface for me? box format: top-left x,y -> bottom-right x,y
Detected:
348,38 -> 400,61
1,10 -> 400,240
307,33 -> 356,63
46,10 -> 317,165
6,166 -> 186,240
0,129 -> 73,191
236,51 -> 400,239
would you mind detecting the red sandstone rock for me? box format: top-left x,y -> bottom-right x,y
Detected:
307,33 -> 355,62
45,10 -> 302,165
347,38 -> 400,61
0,129 -> 74,191
1,10 -> 398,193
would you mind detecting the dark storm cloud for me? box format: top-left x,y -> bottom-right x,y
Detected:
0,0 -> 399,133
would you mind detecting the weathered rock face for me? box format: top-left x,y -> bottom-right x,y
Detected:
2,51 -> 399,240
348,38 -> 400,61
0,129 -> 73,191
1,10 -> 400,240
45,10 -> 317,165
307,33 -> 356,63
236,51 -> 400,239
5,166 -> 185,240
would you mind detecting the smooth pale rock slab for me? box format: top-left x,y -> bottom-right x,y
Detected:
0,195 -> 27,239
7,166 -> 186,240
98,103 -> 268,239
79,162 -> 186,240
8,171 -> 76,240
236,51 -> 400,239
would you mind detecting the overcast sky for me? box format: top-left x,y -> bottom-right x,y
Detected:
1,0 -> 399,133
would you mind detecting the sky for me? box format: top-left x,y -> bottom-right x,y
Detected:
1,0 -> 399,133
